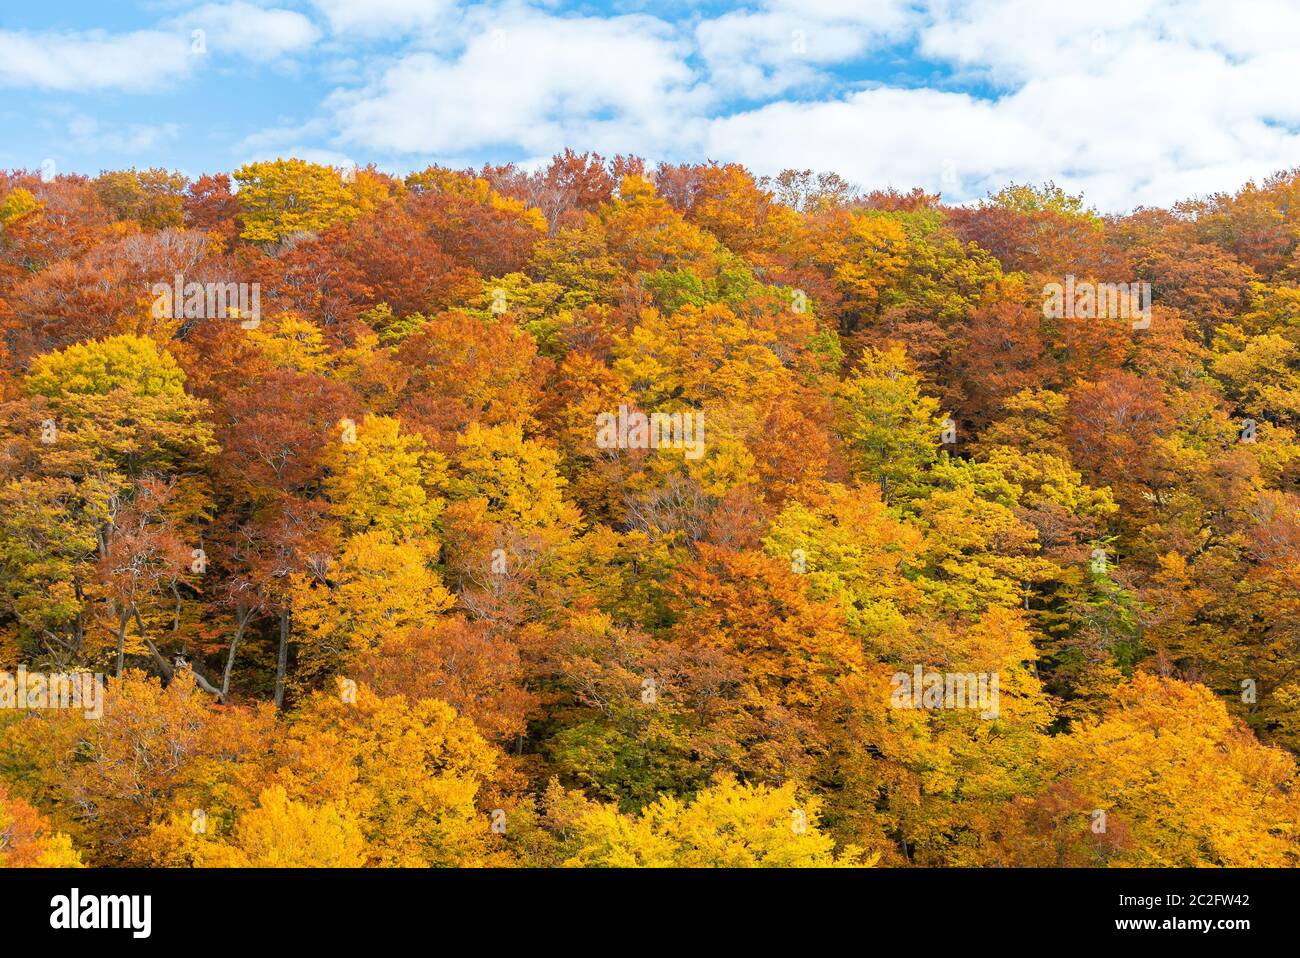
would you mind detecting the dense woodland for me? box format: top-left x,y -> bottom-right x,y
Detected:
1,154 -> 1299,867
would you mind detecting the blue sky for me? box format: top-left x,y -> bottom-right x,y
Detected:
3,0 -> 1299,210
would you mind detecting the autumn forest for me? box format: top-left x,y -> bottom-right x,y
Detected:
2,154 -> 1299,869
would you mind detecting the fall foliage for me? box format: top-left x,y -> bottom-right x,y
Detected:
2,155 -> 1300,869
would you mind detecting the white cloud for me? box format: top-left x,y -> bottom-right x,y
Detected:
8,0 -> 1298,212
918,0 -> 1158,85
309,0 -> 457,38
0,3 -> 319,93
698,40 -> 1300,211
306,0 -> 1300,209
918,0 -> 1300,87
330,6 -> 700,156
696,0 -> 920,99
702,87 -> 1031,198
242,145 -> 357,170
185,2 -> 321,60
0,29 -> 193,92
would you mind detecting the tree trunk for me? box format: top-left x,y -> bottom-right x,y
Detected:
274,606 -> 290,708
221,606 -> 253,700
113,606 -> 129,677
132,607 -> 222,696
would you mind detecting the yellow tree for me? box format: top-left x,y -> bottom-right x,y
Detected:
23,333 -> 216,479
321,413 -> 447,539
762,482 -> 926,656
6,335 -> 215,672
0,187 -> 40,228
821,209 -> 909,331
276,683 -> 502,867
91,168 -> 187,229
234,159 -> 369,242
560,774 -> 866,867
837,345 -> 945,503
450,421 -> 582,537
913,480 -> 1056,615
192,785 -> 367,867
1016,673 -> 1300,866
289,530 -> 454,691
827,607 -> 1054,864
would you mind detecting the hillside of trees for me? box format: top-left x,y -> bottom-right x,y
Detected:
2,154 -> 1299,867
